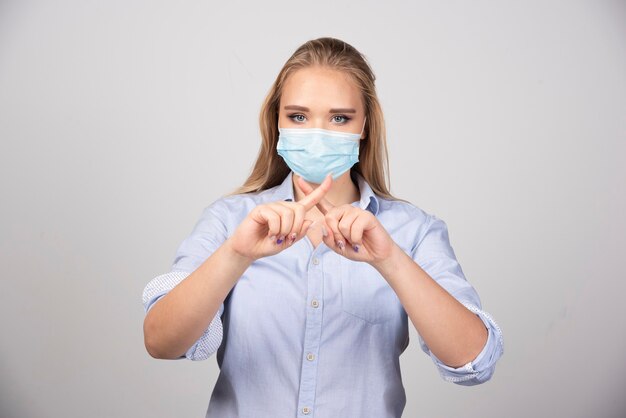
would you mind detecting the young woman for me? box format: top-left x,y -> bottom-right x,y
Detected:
142,37 -> 504,418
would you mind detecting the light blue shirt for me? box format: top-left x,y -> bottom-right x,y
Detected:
142,171 -> 504,418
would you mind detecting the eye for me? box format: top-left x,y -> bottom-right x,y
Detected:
287,113 -> 306,123
332,115 -> 351,124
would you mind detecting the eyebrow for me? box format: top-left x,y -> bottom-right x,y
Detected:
283,105 -> 357,113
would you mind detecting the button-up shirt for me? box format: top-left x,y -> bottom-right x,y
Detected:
142,171 -> 504,418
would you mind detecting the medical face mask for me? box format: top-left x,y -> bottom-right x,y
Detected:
276,118 -> 366,184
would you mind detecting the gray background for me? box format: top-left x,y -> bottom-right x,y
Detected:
1,0 -> 625,417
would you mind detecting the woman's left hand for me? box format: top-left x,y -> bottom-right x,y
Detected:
297,176 -> 397,265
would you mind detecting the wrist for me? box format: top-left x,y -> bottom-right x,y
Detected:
371,243 -> 405,278
223,237 -> 256,266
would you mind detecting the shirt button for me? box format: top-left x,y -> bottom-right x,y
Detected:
312,257 -> 319,265
311,299 -> 319,308
302,407 -> 311,415
306,353 -> 315,361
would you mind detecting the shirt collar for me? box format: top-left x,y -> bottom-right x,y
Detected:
271,171 -> 380,216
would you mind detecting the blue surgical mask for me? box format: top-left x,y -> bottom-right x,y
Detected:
276,118 -> 366,183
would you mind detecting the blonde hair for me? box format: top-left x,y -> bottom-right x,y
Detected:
226,36 -> 404,203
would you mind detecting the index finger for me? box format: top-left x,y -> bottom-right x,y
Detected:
297,173 -> 333,212
297,175 -> 334,215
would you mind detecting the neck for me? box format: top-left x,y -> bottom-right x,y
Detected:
292,171 -> 361,209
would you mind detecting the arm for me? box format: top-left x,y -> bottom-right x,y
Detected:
142,271 -> 225,361
142,182 -> 326,361
373,214 -> 504,385
142,239 -> 252,360
141,201 -> 254,360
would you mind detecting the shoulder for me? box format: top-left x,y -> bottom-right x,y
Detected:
375,196 -> 438,252
377,195 -> 432,226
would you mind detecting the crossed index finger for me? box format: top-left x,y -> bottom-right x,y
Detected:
297,174 -> 335,215
296,173 -> 333,213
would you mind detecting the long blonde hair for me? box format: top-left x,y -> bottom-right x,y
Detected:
226,36 -> 403,202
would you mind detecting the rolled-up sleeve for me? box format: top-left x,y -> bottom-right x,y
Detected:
141,200 -> 229,361
411,214 -> 504,385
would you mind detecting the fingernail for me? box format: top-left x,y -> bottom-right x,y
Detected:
269,235 -> 276,241
337,240 -> 345,251
321,226 -> 328,237
288,232 -> 297,243
276,236 -> 284,244
353,245 -> 359,252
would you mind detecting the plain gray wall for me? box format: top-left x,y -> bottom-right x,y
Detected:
1,0 -> 625,417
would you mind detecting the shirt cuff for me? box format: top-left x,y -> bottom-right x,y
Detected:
419,301 -> 504,384
142,271 -> 192,313
179,307 -> 224,361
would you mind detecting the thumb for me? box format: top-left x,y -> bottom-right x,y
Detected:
299,219 -> 315,237
319,221 -> 336,248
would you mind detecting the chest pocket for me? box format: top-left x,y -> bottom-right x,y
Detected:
339,258 -> 400,324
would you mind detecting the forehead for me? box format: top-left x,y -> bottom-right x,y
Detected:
280,66 -> 362,109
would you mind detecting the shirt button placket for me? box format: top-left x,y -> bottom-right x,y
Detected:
297,252 -> 324,416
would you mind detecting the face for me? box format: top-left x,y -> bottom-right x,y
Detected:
278,66 -> 366,139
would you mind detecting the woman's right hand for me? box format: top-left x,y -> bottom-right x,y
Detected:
226,173 -> 333,261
